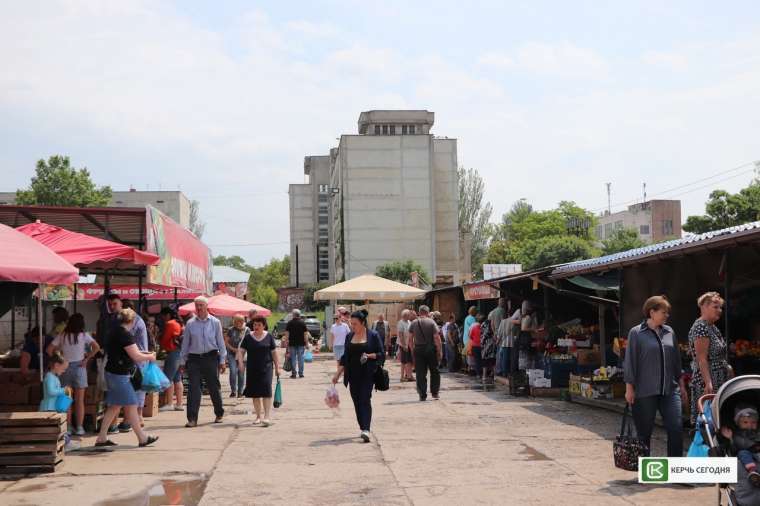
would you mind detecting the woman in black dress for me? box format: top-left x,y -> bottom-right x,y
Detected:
331,310 -> 385,443
237,316 -> 280,427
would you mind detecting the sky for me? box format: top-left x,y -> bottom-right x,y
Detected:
1,1 -> 759,267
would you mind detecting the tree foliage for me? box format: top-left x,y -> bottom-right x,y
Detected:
376,260 -> 430,287
457,167 -> 493,274
601,228 -> 646,256
683,183 -> 760,234
213,255 -> 251,272
189,199 -> 205,239
486,199 -> 598,270
16,155 -> 112,207
303,282 -> 330,311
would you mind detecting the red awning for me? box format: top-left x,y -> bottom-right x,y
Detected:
178,293 -> 272,317
16,221 -> 160,271
0,223 -> 79,284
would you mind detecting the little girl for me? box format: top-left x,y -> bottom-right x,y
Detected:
39,352 -> 78,451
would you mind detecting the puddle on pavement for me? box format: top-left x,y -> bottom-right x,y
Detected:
97,475 -> 208,506
519,444 -> 551,461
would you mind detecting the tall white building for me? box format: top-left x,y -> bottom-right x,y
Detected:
289,110 -> 467,287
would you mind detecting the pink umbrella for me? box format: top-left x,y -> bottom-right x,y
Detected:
16,221 -> 159,270
178,293 -> 271,317
0,223 -> 79,379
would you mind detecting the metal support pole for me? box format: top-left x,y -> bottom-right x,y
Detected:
138,267 -> 144,315
37,284 -> 44,381
724,250 -> 732,341
73,283 -> 78,313
599,304 -> 607,367
10,289 -> 16,349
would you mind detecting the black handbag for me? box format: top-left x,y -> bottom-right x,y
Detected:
613,404 -> 649,471
130,366 -> 143,391
374,365 -> 390,391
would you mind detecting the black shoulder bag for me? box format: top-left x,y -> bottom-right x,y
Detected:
373,334 -> 390,391
613,404 -> 648,471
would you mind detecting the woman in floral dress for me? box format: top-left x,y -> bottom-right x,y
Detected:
688,291 -> 732,424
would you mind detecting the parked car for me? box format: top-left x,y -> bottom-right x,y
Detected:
276,313 -> 322,340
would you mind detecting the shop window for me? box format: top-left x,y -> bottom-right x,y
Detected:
390,125 -> 396,135
402,125 -> 408,134
382,125 -> 388,135
374,125 -> 380,135
409,125 -> 416,134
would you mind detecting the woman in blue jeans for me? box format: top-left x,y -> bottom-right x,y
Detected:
623,295 -> 687,457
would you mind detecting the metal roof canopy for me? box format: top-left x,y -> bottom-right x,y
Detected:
0,205 -> 148,277
552,221 -> 760,278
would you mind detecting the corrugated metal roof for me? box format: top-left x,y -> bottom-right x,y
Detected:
0,205 -> 147,247
212,265 -> 251,283
553,220 -> 760,277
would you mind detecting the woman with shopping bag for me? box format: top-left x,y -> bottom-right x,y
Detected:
332,309 -> 385,443
622,295 -> 686,458
237,316 -> 280,427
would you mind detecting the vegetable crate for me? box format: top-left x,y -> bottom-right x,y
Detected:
0,412 -> 66,474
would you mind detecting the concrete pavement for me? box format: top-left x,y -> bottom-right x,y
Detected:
2,352 -> 714,505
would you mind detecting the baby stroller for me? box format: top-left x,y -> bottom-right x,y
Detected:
697,375 -> 760,506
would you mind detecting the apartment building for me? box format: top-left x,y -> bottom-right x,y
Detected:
289,110 -> 466,287
596,200 -> 682,243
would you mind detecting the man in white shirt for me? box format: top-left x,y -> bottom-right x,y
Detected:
329,314 -> 350,368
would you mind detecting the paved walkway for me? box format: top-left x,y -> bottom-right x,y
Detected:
2,353 -> 713,505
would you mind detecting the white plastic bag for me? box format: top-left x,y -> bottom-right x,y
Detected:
324,385 -> 340,409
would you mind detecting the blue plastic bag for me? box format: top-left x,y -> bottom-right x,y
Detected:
141,362 -> 171,393
273,378 -> 282,408
304,350 -> 313,362
687,430 -> 709,457
55,394 -> 73,413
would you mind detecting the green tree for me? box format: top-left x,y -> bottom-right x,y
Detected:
189,200 -> 205,239
16,155 -> 112,207
250,284 -> 278,310
683,183 -> 760,234
457,167 -> 493,275
487,199 -> 598,270
213,255 -> 252,272
601,228 -> 646,255
375,260 -> 430,286
302,282 -> 330,311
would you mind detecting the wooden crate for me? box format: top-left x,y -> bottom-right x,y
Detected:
0,413 -> 66,474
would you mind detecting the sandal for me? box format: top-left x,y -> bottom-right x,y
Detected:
139,435 -> 159,448
94,439 -> 117,447
252,419 -> 262,425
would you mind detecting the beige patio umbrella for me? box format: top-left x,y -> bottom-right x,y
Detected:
314,274 -> 426,302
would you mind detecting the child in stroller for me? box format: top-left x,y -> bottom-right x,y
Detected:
721,404 -> 760,488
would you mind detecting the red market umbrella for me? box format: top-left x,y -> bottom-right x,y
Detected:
16,221 -> 160,270
0,223 -> 79,380
178,293 -> 272,318
0,223 -> 79,284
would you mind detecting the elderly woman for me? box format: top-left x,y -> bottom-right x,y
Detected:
237,316 -> 280,427
95,309 -> 158,448
225,315 -> 249,399
624,296 -> 685,457
688,291 -> 732,424
332,310 -> 385,443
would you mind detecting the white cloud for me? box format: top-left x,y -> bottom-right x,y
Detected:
479,42 -> 609,78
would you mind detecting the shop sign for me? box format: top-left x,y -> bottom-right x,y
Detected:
463,282 -> 500,301
42,284 -> 202,301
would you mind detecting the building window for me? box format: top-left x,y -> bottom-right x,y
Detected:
614,220 -> 623,230
663,220 -> 673,236
389,125 -> 396,135
402,125 -> 408,134
596,225 -> 603,239
374,125 -> 380,135
318,215 -> 328,225
318,184 -> 329,193
604,222 -> 613,237
409,125 -> 416,134
640,224 -> 650,235
382,125 -> 388,135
